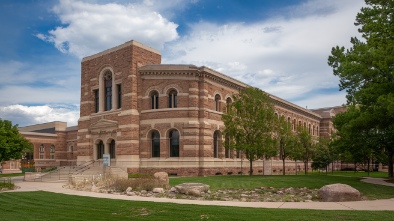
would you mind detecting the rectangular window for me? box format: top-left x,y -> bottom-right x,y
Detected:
40,155 -> 44,159
94,89 -> 99,113
117,84 -> 122,109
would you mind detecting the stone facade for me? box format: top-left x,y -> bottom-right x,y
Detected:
7,40 -> 345,176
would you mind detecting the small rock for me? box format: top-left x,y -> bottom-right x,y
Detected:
125,187 -> 132,193
170,187 -> 177,192
141,190 -> 147,194
126,192 -> 135,196
153,188 -> 164,193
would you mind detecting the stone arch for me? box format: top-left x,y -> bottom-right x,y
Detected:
163,84 -> 182,94
145,86 -> 162,97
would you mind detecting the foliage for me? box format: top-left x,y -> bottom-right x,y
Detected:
1,191 -> 394,221
292,127 -> 315,174
328,0 -> 394,177
0,119 -> 33,163
222,87 -> 277,175
275,116 -> 297,175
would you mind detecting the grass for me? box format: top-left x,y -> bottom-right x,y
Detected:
0,191 -> 393,221
0,173 -> 24,178
169,173 -> 394,200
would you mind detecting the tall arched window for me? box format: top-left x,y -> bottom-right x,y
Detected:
213,131 -> 219,158
225,133 -> 230,158
169,130 -> 179,157
226,97 -> 232,113
152,131 -> 160,157
110,140 -> 115,159
215,94 -> 221,112
97,141 -> 104,159
168,90 -> 177,108
151,91 -> 159,109
104,71 -> 112,111
293,119 -> 296,131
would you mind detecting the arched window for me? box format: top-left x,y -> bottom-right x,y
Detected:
104,71 -> 112,111
50,145 -> 55,159
293,119 -> 296,131
110,140 -> 115,159
97,141 -> 104,159
168,90 -> 177,108
151,91 -> 159,109
226,97 -> 232,113
152,131 -> 160,157
225,133 -> 230,158
215,94 -> 221,112
317,126 -> 319,135
213,131 -> 220,158
169,130 -> 179,157
313,125 -> 315,136
308,124 -> 311,134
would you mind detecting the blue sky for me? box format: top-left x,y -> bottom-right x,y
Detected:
0,0 -> 366,127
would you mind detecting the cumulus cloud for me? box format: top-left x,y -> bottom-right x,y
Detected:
38,0 -> 179,58
0,104 -> 79,127
163,0 -> 365,106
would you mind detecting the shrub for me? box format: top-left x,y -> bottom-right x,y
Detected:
0,182 -> 15,190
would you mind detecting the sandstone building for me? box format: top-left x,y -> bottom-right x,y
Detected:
3,40 -> 343,175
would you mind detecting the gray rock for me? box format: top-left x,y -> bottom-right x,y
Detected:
154,172 -> 169,188
126,191 -> 135,196
174,183 -> 210,197
153,188 -> 164,193
141,190 -> 148,194
125,187 -> 132,193
318,183 -> 361,202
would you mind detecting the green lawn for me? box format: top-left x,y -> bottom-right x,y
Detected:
0,191 -> 393,221
0,173 -> 24,178
169,173 -> 394,200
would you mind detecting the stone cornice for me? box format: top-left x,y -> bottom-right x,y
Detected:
139,64 -> 323,120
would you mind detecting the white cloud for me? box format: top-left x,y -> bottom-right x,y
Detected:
38,0 -> 179,58
163,0 -> 365,107
0,104 -> 79,127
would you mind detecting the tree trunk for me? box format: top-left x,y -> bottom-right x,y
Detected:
304,159 -> 308,175
367,157 -> 370,177
249,159 -> 253,176
388,149 -> 394,178
282,158 -> 286,175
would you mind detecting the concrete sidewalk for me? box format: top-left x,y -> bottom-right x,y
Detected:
5,177 -> 394,211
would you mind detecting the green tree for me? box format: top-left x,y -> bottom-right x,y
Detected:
294,127 -> 314,175
222,87 -> 277,176
275,116 -> 296,175
328,0 -> 394,177
312,138 -> 332,174
0,119 -> 33,163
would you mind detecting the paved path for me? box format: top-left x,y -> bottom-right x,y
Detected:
4,176 -> 394,211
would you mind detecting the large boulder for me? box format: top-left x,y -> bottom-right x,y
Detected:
153,172 -> 169,188
174,183 -> 210,197
318,183 -> 361,202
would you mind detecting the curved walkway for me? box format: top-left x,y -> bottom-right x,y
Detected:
5,177 -> 394,211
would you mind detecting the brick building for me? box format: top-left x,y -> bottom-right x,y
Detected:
3,40 -> 344,175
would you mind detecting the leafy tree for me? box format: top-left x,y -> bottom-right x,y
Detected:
222,87 -> 277,176
328,0 -> 394,177
0,119 -> 33,163
312,138 -> 332,174
275,116 -> 296,175
294,127 -> 314,175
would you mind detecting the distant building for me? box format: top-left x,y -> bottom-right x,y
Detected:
6,40 -> 345,175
